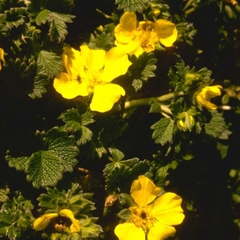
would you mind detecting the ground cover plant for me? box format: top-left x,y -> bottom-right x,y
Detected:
1,0 -> 240,239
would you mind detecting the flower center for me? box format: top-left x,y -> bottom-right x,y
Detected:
137,22 -> 158,52
52,216 -> 72,233
130,206 -> 157,232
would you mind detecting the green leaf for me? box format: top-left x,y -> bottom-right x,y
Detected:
37,184 -> 96,216
26,150 -> 63,188
81,217 -> 103,238
108,147 -> 125,161
151,118 -> 174,145
130,52 -> 157,92
0,188 -> 10,203
36,9 -> 51,25
116,0 -> 149,12
37,50 -> 62,77
0,193 -> 33,240
104,158 -> 150,192
28,66 -> 49,99
205,111 -> 231,139
49,12 -> 74,42
6,128 -> 79,188
6,155 -> 29,171
60,107 -> 95,145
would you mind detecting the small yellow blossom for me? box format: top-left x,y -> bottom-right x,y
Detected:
33,209 -> 81,233
0,48 -> 5,70
114,175 -> 185,240
114,12 -> 178,56
53,45 -> 131,112
196,85 -> 222,111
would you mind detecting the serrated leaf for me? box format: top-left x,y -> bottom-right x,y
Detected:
0,189 -> 10,203
37,50 -> 62,77
0,194 -> 33,240
81,217 -> 103,238
130,52 -> 157,91
28,70 -> 48,99
60,107 -> 95,145
36,9 -> 51,25
205,111 -> 230,139
108,147 -> 125,161
45,128 -> 79,172
26,150 -> 63,188
116,0 -> 149,12
151,118 -> 174,145
6,155 -> 29,171
49,12 -> 74,42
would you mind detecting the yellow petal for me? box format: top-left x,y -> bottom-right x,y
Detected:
59,209 -> 81,233
90,84 -> 125,112
62,46 -> 82,79
80,45 -> 106,71
0,48 -> 5,70
196,85 -> 222,111
154,20 -> 178,47
102,47 -> 132,82
53,72 -> 89,99
33,213 -> 58,231
114,223 -> 145,240
151,192 -> 185,226
148,222 -> 176,240
130,175 -> 161,206
115,12 -> 137,44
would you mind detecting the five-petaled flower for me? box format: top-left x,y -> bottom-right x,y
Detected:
53,45 -> 132,112
114,175 -> 185,240
114,12 -> 178,57
33,209 -> 81,233
0,48 -> 5,70
196,85 -> 222,111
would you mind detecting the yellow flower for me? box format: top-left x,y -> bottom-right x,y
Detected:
53,45 -> 131,112
33,209 -> 81,233
114,12 -> 178,56
114,175 -> 185,240
0,48 -> 5,70
196,85 -> 222,111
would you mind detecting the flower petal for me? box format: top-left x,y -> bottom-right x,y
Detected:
33,213 -> 58,231
196,85 -> 222,111
154,20 -> 178,47
90,84 -> 125,112
151,192 -> 185,226
115,12 -> 137,44
148,222 -> 176,240
114,223 -> 145,240
102,47 -> 132,82
62,46 -> 83,79
53,72 -> 88,99
59,209 -> 81,233
80,45 -> 106,71
130,175 -> 161,206
0,48 -> 5,70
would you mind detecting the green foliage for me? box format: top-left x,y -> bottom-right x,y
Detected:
151,118 -> 174,145
129,52 -> 157,92
168,54 -> 213,93
59,106 -> 95,146
0,193 -> 34,240
6,128 -> 79,188
116,0 -> 149,12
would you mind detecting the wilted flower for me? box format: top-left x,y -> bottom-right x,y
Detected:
114,175 -> 185,240
33,209 -> 81,233
53,45 -> 132,112
0,48 -> 5,70
114,12 -> 178,56
196,85 -> 222,111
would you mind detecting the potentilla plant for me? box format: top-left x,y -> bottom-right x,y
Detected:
0,0 -> 240,240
